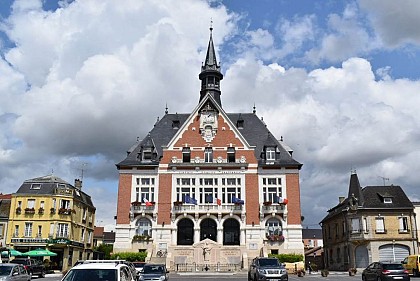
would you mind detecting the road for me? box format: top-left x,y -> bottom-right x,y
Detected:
41,272 -> 370,281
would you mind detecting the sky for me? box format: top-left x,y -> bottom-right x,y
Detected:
1,0 -> 420,231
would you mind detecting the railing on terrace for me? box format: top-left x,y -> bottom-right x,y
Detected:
175,263 -> 242,272
172,204 -> 243,214
260,204 -> 285,214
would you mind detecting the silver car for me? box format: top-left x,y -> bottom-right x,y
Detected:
0,263 -> 31,281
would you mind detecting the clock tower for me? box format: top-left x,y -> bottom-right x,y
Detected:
199,26 -> 223,107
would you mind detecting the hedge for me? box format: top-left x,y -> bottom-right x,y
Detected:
110,251 -> 147,262
268,253 -> 304,263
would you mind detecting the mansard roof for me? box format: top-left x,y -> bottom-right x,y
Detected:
116,112 -> 301,169
15,175 -> 95,208
320,179 -> 413,223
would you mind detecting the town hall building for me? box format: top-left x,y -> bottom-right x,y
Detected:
113,28 -> 304,270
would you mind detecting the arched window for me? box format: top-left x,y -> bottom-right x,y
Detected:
265,218 -> 282,238
177,218 -> 194,245
136,218 -> 152,237
223,218 -> 240,245
200,218 -> 217,242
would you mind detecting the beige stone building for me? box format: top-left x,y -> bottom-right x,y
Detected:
320,172 -> 418,271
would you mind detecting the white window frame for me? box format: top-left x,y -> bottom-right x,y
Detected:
24,222 -> 33,237
399,216 -> 409,233
266,147 -> 275,161
375,217 -> 385,233
351,218 -> 360,233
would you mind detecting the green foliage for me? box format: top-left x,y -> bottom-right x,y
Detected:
268,253 -> 304,263
94,244 -> 114,260
110,251 -> 147,262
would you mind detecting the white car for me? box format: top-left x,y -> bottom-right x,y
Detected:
61,263 -> 136,281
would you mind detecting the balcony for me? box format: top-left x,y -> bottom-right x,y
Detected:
24,208 -> 36,214
58,208 -> 74,215
171,203 -> 243,215
260,204 -> 285,215
131,203 -> 155,215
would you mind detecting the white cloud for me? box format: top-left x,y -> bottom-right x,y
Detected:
359,0 -> 420,47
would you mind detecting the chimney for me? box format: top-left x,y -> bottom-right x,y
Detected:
339,196 -> 345,203
75,179 -> 82,190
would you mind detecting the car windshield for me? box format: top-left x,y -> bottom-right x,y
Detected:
134,263 -> 145,268
62,269 -> 117,281
259,259 -> 280,267
143,265 -> 164,274
0,266 -> 13,276
10,260 -> 26,265
383,264 -> 404,270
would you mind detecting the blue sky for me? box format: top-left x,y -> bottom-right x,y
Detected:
1,0 -> 420,230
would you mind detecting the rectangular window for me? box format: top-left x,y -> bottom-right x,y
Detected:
17,201 -> 22,208
37,225 -> 42,237
383,197 -> 392,203
262,177 -> 283,203
0,224 -> 3,238
182,147 -> 191,163
83,208 -> 87,221
60,199 -> 70,209
27,199 -> 35,209
135,177 -> 156,203
204,147 -> 213,163
14,225 -> 19,237
24,222 -> 33,237
81,229 -> 85,242
57,223 -> 69,238
351,218 -> 360,233
363,217 -> 368,233
143,148 -> 152,160
40,201 -> 45,209
399,217 -> 409,233
49,223 -> 55,237
227,147 -> 235,163
375,217 -> 385,233
266,147 -> 275,161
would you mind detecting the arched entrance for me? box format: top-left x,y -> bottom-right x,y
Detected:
223,218 -> 240,245
355,245 -> 369,268
200,218 -> 217,242
177,218 -> 194,245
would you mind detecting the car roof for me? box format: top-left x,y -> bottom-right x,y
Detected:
0,263 -> 20,266
72,263 -> 127,270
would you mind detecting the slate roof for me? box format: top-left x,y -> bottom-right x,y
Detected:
302,228 -> 323,239
15,175 -> 95,208
116,112 -> 301,168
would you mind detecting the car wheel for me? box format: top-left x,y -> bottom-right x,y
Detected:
414,268 -> 419,277
39,270 -> 45,278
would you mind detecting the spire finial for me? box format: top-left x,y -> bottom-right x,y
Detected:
210,18 -> 213,33
165,103 -> 168,114
253,103 -> 256,114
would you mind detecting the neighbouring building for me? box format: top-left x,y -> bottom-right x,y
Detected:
413,202 -> 420,253
114,28 -> 304,270
302,228 -> 324,270
0,194 -> 12,250
6,175 -> 96,270
320,172 -> 418,271
93,226 -> 116,247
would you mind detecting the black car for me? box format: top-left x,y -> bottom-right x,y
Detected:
248,257 -> 288,281
362,261 -> 410,281
10,258 -> 46,278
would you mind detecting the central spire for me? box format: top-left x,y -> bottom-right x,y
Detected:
199,25 -> 223,106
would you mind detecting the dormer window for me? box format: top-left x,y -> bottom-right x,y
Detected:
227,147 -> 235,163
266,147 -> 275,161
30,184 -> 41,190
383,197 -> 392,204
143,148 -> 152,160
172,120 -> 180,129
182,147 -> 191,163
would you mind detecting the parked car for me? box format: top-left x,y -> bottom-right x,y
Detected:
248,257 -> 288,281
10,258 -> 46,278
362,261 -> 410,281
0,263 -> 31,281
76,259 -> 139,281
402,255 -> 420,276
133,262 -> 146,274
61,262 -> 136,281
139,264 -> 168,281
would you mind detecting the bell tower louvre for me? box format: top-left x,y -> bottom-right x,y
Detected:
114,27 -> 303,271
